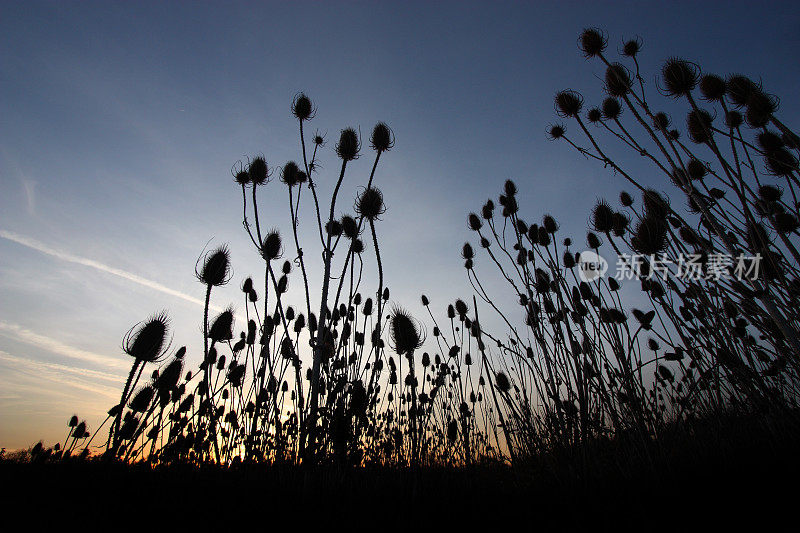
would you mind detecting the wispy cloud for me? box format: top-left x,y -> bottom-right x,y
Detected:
0,229 -> 217,310
0,321 -> 128,371
22,179 -> 36,216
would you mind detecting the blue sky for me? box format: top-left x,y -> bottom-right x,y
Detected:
1,0 -> 798,449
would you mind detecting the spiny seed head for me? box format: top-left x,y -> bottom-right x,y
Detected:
758,131 -> 784,152
548,123 -> 566,140
390,306 -> 425,355
726,110 -> 743,129
601,97 -> 621,120
336,128 -> 360,161
355,187 -> 385,220
462,242 -> 474,260
604,63 -> 632,97
351,238 -> 364,254
292,93 -> 314,121
746,91 -> 778,128
196,246 -> 232,287
260,230 -> 283,261
687,109 -> 714,144
454,299 -> 468,317
774,212 -> 799,234
495,372 -> 511,393
242,277 -> 253,293
123,311 -> 171,363
208,307 -> 235,342
542,214 -> 559,234
643,189 -> 670,218
587,232 -> 602,249
69,415 -> 78,427
726,75 -> 759,107
504,179 -> 517,197
758,185 -> 783,202
248,156 -> 269,185
631,217 -> 669,256
234,169 -> 251,186
620,191 -> 633,207
468,213 -> 482,231
591,199 -> 615,233
579,28 -> 607,58
587,107 -> 602,123
687,159 -> 707,180
622,37 -> 641,57
699,74 -> 726,102
129,386 -> 154,412
281,161 -> 301,187
612,212 -> 629,236
554,90 -> 583,117
765,148 -> 799,177
661,58 -> 699,97
370,122 -> 394,152
341,215 -> 359,239
652,112 -> 671,131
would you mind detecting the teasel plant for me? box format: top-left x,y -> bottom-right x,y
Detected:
548,28 -> 800,368
232,93 -> 397,463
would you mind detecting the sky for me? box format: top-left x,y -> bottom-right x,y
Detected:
1,0 -> 798,450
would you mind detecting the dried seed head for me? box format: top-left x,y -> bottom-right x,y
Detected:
687,109 -> 714,144
622,37 -> 641,57
208,307 -> 235,342
725,110 -> 743,129
197,246 -> 232,287
687,159 -> 707,180
591,199 -> 615,233
632,217 -> 669,255
587,232 -> 602,249
746,91 -> 778,128
542,214 -> 559,234
467,213 -> 482,231
620,191 -> 633,207
757,131 -> 784,152
248,156 -> 269,185
604,63 -> 632,97
355,187 -> 386,220
661,58 -> 699,97
281,161 -> 301,187
495,372 -> 511,393
758,185 -> 783,203
390,306 -> 425,355
336,128 -> 361,161
601,97 -> 621,120
370,122 -> 394,152
643,189 -> 670,218
554,90 -> 584,117
341,215 -> 359,239
548,123 -> 566,140
123,311 -> 171,363
699,74 -> 726,102
292,93 -> 314,121
260,230 -> 283,261
579,28 -> 607,58
461,242 -> 474,260
587,107 -> 602,123
726,75 -> 759,107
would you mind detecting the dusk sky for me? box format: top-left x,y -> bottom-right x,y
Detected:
1,0 -> 798,449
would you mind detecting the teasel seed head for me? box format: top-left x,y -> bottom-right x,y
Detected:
389,306 -> 425,355
746,91 -> 779,128
758,185 -> 783,203
341,215 -> 359,239
123,311 -> 171,363
601,97 -> 622,120
612,211 -> 629,236
370,122 -> 394,152
725,110 -> 743,129
687,159 -> 707,180
622,36 -> 641,57
248,156 -> 269,185
726,75 -> 759,108
631,217 -> 669,256
604,63 -> 633,97
336,128 -> 361,161
468,212 -> 482,231
587,107 -> 602,123
591,199 -> 615,233
292,92 -> 314,121
461,242 -> 474,260
355,187 -> 386,221
699,74 -> 726,102
661,58 -> 699,97
687,109 -> 714,144
495,372 -> 511,393
578,27 -> 606,58
260,230 -> 283,261
208,307 -> 235,343
554,90 -> 584,117
620,191 -> 633,207
280,161 -> 301,187
196,245 -> 232,287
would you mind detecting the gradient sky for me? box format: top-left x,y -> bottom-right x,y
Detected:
1,0 -> 798,450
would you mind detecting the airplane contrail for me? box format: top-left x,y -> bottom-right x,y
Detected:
0,229 -> 218,310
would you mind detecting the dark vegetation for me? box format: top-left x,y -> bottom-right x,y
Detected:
3,29 -> 800,523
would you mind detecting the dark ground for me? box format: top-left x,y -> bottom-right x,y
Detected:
4,415 -> 798,529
